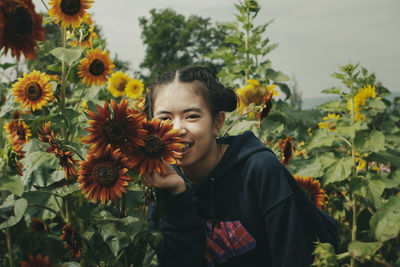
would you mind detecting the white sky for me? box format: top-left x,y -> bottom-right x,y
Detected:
26,0 -> 400,98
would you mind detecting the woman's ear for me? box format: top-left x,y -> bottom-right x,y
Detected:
214,111 -> 226,135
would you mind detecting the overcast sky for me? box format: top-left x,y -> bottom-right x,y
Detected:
30,0 -> 400,98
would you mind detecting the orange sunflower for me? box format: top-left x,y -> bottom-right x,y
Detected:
38,121 -> 79,179
48,0 -> 93,28
20,254 -> 54,267
278,136 -> 294,166
293,174 -> 328,209
4,120 -> 32,145
12,70 -> 53,111
30,217 -> 47,232
7,144 -> 24,176
1,0 -> 45,61
77,47 -> 115,86
256,92 -> 273,128
60,224 -> 82,258
131,118 -> 184,176
78,144 -> 133,203
83,98 -> 146,157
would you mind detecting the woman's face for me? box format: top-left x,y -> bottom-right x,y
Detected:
153,82 -> 219,169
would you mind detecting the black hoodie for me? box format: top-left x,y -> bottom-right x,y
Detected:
153,131 -> 337,267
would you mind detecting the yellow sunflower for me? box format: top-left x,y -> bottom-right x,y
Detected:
125,79 -> 144,99
107,71 -> 132,97
1,0 -> 45,61
4,120 -> 32,145
69,13 -> 98,48
78,144 -> 133,204
236,79 -> 278,115
318,113 -> 340,132
78,48 -> 115,86
347,85 -> 379,122
12,70 -> 53,111
20,254 -> 54,267
48,0 -> 93,28
293,174 -> 328,209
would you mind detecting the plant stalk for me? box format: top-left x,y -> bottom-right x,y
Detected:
2,191 -> 14,267
244,6 -> 250,81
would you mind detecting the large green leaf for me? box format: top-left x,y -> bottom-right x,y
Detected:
0,195 -> 28,229
317,100 -> 346,113
323,157 -> 353,185
348,241 -> 382,260
0,95 -> 15,117
321,87 -> 342,95
367,177 -> 385,208
306,129 -> 337,150
355,130 -> 385,153
50,46 -> 82,66
370,196 -> 400,242
0,175 -> 23,196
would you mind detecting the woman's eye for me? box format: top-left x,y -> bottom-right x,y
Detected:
158,117 -> 170,121
187,114 -> 199,119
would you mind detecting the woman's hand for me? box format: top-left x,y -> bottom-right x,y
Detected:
141,163 -> 186,195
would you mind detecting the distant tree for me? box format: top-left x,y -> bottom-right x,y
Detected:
138,8 -> 230,84
289,73 -> 302,109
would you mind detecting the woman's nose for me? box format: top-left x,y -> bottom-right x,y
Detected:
173,121 -> 187,135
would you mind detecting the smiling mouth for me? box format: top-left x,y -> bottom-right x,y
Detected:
182,143 -> 193,152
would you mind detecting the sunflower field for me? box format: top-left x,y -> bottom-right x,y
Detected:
0,0 -> 399,266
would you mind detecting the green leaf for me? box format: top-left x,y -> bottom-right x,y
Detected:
0,95 -> 16,117
370,196 -> 400,242
367,177 -> 385,208
366,98 -> 386,111
348,241 -> 382,260
0,195 -> 28,229
382,169 -> 400,189
355,130 -> 385,153
295,157 -> 323,177
0,62 -> 17,70
323,157 -> 353,185
0,175 -> 23,196
50,46 -> 82,66
306,129 -> 337,150
274,82 -> 291,100
61,263 -> 81,267
321,87 -> 342,95
265,69 -> 290,83
317,100 -> 346,113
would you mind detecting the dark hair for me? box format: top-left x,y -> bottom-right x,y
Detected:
144,66 -> 238,119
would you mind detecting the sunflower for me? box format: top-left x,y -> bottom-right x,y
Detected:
20,254 -> 54,267
125,79 -> 144,99
293,174 -> 328,209
12,70 -> 53,111
69,13 -> 98,48
278,136 -> 294,166
30,217 -> 47,232
236,79 -> 278,115
132,96 -> 145,112
78,48 -> 115,86
7,144 -> 24,176
131,118 -> 184,176
38,121 -> 79,179
107,71 -> 132,97
256,92 -> 273,128
78,144 -> 133,203
48,0 -> 93,28
60,224 -> 82,259
82,98 -> 146,157
318,113 -> 340,132
4,120 -> 32,145
347,85 -> 379,122
1,0 -> 45,61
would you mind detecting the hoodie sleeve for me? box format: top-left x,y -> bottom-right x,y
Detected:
156,186 -> 207,267
246,151 -> 336,267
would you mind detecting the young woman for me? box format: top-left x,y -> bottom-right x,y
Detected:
142,66 -> 337,267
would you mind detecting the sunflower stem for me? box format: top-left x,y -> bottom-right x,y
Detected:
40,0 -> 49,12
75,86 -> 87,112
222,107 -> 256,136
28,203 -> 66,222
244,5 -> 250,81
1,191 -> 14,267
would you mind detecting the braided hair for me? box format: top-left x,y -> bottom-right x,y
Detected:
144,66 -> 237,119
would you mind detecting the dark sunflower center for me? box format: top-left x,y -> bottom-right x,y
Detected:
16,127 -> 26,140
103,119 -> 127,143
60,0 -> 82,15
24,82 -> 42,101
144,135 -> 163,157
93,162 -> 118,187
14,7 -> 33,36
89,59 -> 105,76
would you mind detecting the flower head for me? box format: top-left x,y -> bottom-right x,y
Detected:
12,70 -> 53,111
0,0 -> 45,60
60,224 -> 81,259
256,92 -> 273,128
318,113 -> 340,132
69,13 -> 98,48
78,48 -> 115,86
107,71 -> 132,98
78,144 -> 133,203
131,118 -> 184,176
4,120 -> 31,145
125,79 -> 144,99
278,136 -> 294,166
48,0 -> 93,28
30,217 -> 47,232
293,174 -> 328,209
82,98 -> 146,157
20,254 -> 54,267
348,85 -> 380,122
